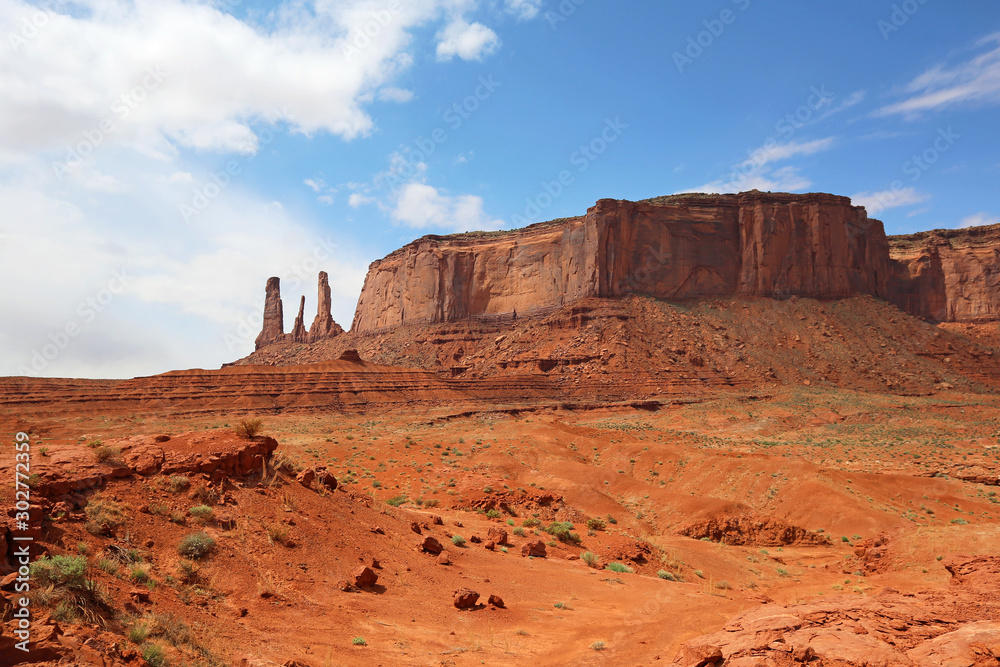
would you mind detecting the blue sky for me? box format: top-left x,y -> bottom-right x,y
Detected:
1,0 -> 998,378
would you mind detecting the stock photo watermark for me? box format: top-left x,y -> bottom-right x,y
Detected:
673,0 -> 752,73
510,117 -> 627,226
723,85 -> 835,191
51,66 -> 168,181
864,127 -> 958,215
16,269 -> 130,376
379,75 -> 501,191
11,431 -> 35,652
341,0 -> 402,62
545,0 -> 587,30
223,236 -> 341,353
878,0 -> 932,41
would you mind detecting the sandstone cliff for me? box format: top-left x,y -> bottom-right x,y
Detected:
254,272 -> 344,349
888,223 -> 1000,323
351,191 -> 895,332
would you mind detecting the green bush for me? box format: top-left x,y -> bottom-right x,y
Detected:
586,517 -> 606,531
657,570 -> 676,581
451,535 -> 466,546
385,495 -> 407,507
544,521 -> 581,544
605,562 -> 633,574
352,636 -> 367,646
581,551 -> 599,568
128,622 -> 151,644
485,509 -> 501,519
142,643 -> 167,667
31,555 -> 88,588
512,527 -> 526,537
168,476 -> 191,493
189,506 -> 213,522
177,532 -> 214,559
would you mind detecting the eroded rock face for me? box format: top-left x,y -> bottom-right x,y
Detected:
254,277 -> 284,349
351,192 -> 897,332
889,223 -> 1000,322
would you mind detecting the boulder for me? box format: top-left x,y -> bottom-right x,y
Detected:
352,566 -> 378,588
522,540 -> 546,558
420,536 -> 444,555
487,526 -> 509,546
488,594 -> 505,608
453,589 -> 479,609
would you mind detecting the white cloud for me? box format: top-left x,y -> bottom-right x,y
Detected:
875,33 -> 1000,117
304,178 -> 325,192
505,0 -> 543,20
436,18 -> 500,62
348,192 -> 375,207
687,138 -> 836,194
378,87 -> 415,103
317,194 -> 334,205
850,187 -> 930,215
392,182 -> 503,232
0,0 -> 515,164
960,212 -> 1000,228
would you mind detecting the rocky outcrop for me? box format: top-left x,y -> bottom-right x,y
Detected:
255,272 -> 344,349
254,277 -> 284,349
888,223 -> 1000,322
351,192 -> 897,332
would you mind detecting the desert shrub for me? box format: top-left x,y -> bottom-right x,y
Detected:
522,518 -> 540,528
581,551 -> 599,568
168,476 -> 191,493
189,505 -> 213,522
951,518 -> 969,525
586,517 -> 606,531
128,622 -> 151,644
129,564 -> 152,584
31,555 -> 88,588
191,485 -> 220,505
233,418 -> 264,439
266,524 -> 291,546
141,643 -> 167,667
352,636 -> 367,646
605,562 -> 633,574
29,556 -> 109,623
512,527 -> 526,537
96,558 -> 119,575
451,535 -> 466,546
177,532 -> 214,559
93,445 -> 123,466
423,498 -> 440,508
76,542 -> 91,555
545,521 -> 581,544
270,450 -> 304,474
591,641 -> 606,651
657,570 -> 676,581
84,497 -> 125,536
485,509 -> 501,519
87,439 -> 103,448
385,495 -> 407,507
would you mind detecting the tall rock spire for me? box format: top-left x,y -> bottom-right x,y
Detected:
254,277 -> 284,350
308,271 -> 340,342
291,296 -> 307,342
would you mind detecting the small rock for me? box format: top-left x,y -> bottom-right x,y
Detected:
420,536 -> 444,555
437,552 -> 451,566
410,521 -> 422,535
521,540 -> 547,558
144,539 -> 155,548
487,526 -> 509,546
453,520 -> 463,528
154,435 -> 171,443
453,588 -> 479,609
432,516 -> 443,525
296,469 -> 316,488
371,525 -> 385,535
128,589 -> 151,604
352,566 -> 378,588
484,541 -> 496,551
488,594 -> 505,608
469,535 -> 482,544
